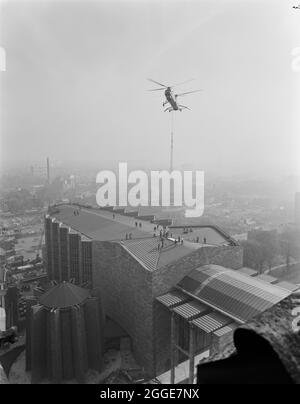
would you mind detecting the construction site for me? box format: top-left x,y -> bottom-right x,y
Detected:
40,203 -> 299,383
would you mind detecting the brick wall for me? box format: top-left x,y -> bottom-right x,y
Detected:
92,240 -> 156,375
153,245 -> 243,296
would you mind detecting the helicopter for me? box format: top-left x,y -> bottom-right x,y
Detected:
148,78 -> 201,112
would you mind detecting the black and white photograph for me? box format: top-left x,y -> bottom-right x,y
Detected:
0,0 -> 300,387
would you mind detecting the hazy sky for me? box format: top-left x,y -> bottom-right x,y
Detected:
1,0 -> 300,177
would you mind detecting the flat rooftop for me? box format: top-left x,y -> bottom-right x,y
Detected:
52,205 -> 149,241
50,204 -> 236,271
51,205 -> 231,244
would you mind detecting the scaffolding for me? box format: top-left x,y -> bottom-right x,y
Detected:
156,290 -> 236,384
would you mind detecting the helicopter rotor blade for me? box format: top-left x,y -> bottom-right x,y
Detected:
178,104 -> 191,111
147,88 -> 166,91
171,78 -> 196,88
147,78 -> 168,88
176,89 -> 202,97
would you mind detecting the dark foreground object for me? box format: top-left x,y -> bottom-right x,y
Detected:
197,329 -> 293,384
197,295 -> 300,384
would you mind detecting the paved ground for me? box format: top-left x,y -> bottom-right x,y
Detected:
181,227 -> 228,245
86,207 -> 228,245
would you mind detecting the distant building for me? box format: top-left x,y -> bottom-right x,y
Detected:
26,281 -> 105,383
0,267 -> 6,331
4,286 -> 19,330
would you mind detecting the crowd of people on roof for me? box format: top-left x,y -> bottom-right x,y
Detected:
111,210 -> 208,248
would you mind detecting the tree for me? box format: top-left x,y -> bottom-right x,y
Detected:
253,231 -> 278,270
279,227 -> 300,270
241,239 -> 266,273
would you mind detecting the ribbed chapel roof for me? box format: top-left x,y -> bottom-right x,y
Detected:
40,281 -> 90,309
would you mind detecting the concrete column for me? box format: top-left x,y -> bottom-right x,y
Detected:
170,312 -> 176,384
51,220 -> 61,282
30,305 -> 47,384
71,306 -> 88,383
25,298 -> 39,371
25,304 -> 32,372
60,309 -> 74,380
81,240 -> 93,287
69,233 -> 82,285
188,324 -> 195,384
84,298 -> 103,371
49,309 -> 63,383
45,310 -> 52,379
59,226 -> 70,281
44,216 -> 53,280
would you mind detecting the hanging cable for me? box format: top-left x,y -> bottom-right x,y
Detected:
170,112 -> 174,172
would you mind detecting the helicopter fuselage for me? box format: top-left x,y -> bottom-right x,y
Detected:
164,88 -> 179,111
